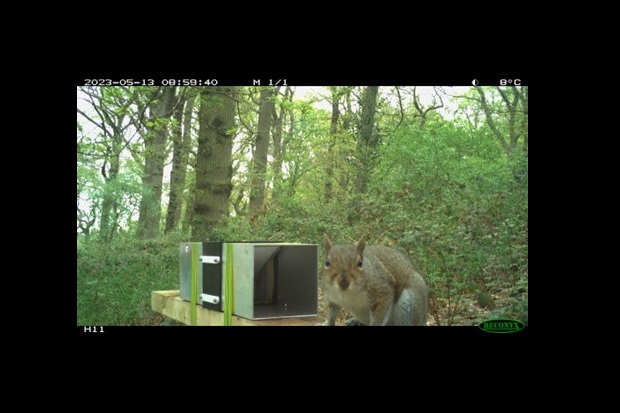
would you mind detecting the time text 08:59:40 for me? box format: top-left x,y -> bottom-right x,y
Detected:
83,79 -> 218,86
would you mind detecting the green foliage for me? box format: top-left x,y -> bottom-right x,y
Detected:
362,110 -> 528,325
77,232 -> 185,325
77,158 -> 147,238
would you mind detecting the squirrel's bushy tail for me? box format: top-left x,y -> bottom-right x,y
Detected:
390,287 -> 428,326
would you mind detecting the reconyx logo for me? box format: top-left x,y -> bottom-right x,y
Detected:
479,319 -> 525,333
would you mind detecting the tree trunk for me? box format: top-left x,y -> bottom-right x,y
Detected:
99,155 -> 120,241
165,95 -> 194,233
338,88 -> 354,192
272,86 -> 291,189
519,87 -> 528,154
249,88 -> 274,214
164,96 -> 185,232
476,86 -> 527,157
98,114 -> 125,242
191,87 -> 236,241
497,86 -> 521,154
354,86 -> 379,194
342,88 -> 353,131
137,87 -> 177,239
324,87 -> 341,202
181,173 -> 195,236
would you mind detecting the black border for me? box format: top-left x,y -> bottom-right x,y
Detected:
77,325 -> 531,341
76,76 -> 526,87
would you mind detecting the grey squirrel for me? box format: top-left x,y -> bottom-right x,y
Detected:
320,234 -> 428,326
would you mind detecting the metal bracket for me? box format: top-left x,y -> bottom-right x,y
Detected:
200,293 -> 220,305
199,255 -> 220,264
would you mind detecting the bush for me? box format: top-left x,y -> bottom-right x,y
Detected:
77,232 -> 184,325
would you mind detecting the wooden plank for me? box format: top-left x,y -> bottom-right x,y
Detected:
151,290 -> 324,326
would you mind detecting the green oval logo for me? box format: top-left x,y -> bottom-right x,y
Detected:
479,318 -> 525,333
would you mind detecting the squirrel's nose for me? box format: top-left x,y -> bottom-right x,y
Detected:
338,276 -> 350,290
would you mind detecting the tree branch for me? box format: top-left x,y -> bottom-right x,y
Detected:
236,98 -> 255,134
77,108 -> 105,132
497,87 -> 521,151
391,86 -> 404,134
475,87 -> 509,153
412,86 -> 423,116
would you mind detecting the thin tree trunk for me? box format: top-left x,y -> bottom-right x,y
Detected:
354,86 -> 379,195
475,86 -> 508,154
191,87 -> 236,241
324,87 -> 341,202
181,173 -> 195,236
520,87 -> 528,154
338,88 -> 354,192
496,86 -> 521,154
477,86 -> 528,157
272,86 -> 290,189
249,88 -> 274,214
99,115 -> 124,242
99,153 -> 119,242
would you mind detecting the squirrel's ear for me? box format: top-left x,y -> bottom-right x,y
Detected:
324,233 -> 332,253
356,234 -> 367,254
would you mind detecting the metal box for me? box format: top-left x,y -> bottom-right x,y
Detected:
180,242 -> 318,320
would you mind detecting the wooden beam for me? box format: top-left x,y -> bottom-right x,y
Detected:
151,290 -> 324,326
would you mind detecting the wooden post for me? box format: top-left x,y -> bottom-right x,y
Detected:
151,290 -> 324,326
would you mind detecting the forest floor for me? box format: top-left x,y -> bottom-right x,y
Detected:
316,284 -> 527,326
145,284 -> 527,327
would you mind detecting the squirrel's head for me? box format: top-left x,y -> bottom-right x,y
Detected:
323,234 -> 366,291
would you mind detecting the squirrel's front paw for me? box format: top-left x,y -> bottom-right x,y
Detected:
345,318 -> 364,326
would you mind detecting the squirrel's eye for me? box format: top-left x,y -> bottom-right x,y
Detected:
325,259 -> 330,267
357,258 -> 363,268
